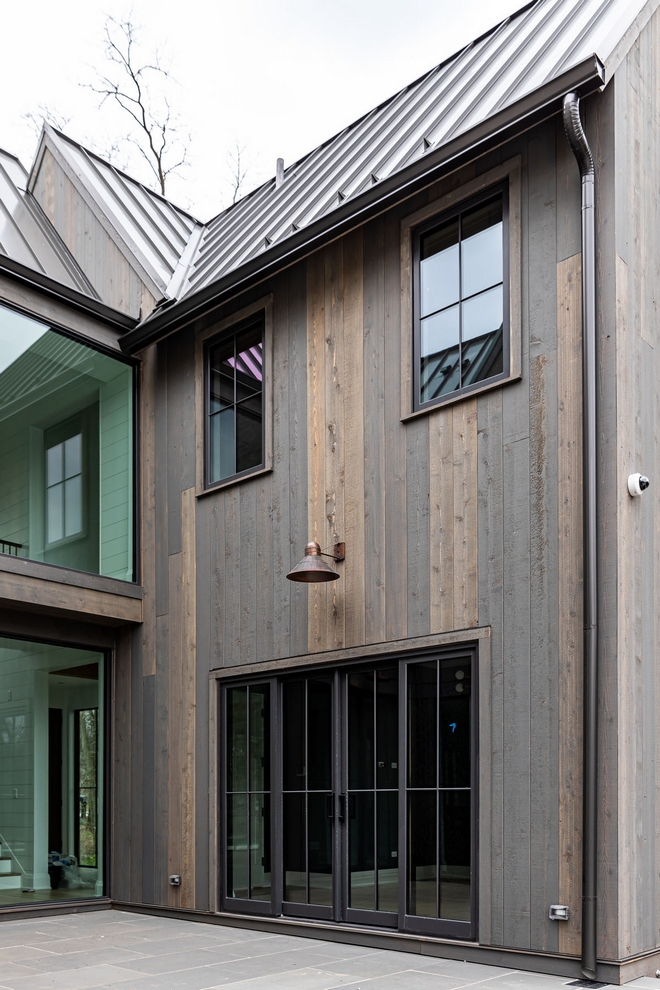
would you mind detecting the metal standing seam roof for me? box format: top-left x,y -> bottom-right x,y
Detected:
30,126 -> 203,300
178,0 -> 656,300
0,149 -> 95,295
1,0 -> 656,337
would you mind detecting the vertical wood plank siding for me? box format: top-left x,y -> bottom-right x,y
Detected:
610,9 -> 660,959
557,255 -> 583,957
112,107 -> 612,953
32,148 -> 155,319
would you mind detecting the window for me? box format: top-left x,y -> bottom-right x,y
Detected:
400,158 -> 521,419
0,302 -> 135,580
45,419 -> 84,546
199,300 -> 272,492
413,188 -> 508,409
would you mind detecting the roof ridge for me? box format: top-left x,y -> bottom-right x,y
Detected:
44,125 -> 203,225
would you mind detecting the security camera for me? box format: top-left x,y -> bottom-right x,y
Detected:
628,473 -> 650,497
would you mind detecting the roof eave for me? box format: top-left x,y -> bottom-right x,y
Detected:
0,253 -> 138,332
121,54 -> 605,355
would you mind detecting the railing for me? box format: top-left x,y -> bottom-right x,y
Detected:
0,539 -> 23,556
0,827 -> 26,881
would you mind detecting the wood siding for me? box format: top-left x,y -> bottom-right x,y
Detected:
32,148 -> 158,320
107,109 -> 605,957
608,5 -> 660,961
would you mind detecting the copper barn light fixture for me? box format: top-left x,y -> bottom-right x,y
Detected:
286,541 -> 345,583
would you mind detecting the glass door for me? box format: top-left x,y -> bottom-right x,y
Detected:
403,655 -> 473,938
220,650 -> 475,938
343,666 -> 399,927
223,683 -> 272,913
281,675 -> 335,919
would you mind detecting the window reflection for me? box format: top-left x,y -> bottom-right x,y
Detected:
226,684 -> 271,902
0,637 -> 104,907
208,318 -> 264,484
0,304 -> 134,580
417,193 -> 505,406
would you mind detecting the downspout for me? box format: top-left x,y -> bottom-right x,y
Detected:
562,92 -> 598,982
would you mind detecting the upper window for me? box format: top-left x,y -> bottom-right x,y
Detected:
45,419 -> 84,546
206,315 -> 265,486
0,302 -> 135,581
413,187 -> 509,410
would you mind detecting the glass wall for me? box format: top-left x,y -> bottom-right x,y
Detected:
0,303 -> 134,580
0,635 -> 105,906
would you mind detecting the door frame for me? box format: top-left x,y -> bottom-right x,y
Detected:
217,644 -> 478,939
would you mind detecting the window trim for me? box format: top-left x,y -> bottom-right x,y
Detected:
400,157 -> 521,420
195,295 -> 273,495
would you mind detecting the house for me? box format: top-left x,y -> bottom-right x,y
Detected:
1,0 -> 659,982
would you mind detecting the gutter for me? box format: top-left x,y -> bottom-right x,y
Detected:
0,253 -> 137,332
120,56 -> 605,354
562,92 -> 598,983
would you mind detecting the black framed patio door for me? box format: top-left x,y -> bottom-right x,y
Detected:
221,650 -> 475,938
281,674 -> 336,919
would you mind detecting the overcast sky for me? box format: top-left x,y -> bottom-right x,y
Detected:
2,0 -> 520,219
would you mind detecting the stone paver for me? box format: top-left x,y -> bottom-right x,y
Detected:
0,909 -> 650,990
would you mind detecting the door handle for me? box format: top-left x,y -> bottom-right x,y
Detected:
326,794 -> 347,821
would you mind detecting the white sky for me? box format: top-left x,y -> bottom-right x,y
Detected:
2,0 -> 519,220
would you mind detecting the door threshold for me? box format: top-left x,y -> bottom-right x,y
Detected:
218,909 -> 476,946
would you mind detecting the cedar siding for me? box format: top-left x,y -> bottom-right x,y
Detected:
113,113 -> 595,956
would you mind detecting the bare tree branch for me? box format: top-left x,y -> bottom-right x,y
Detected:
83,15 -> 189,195
227,141 -> 250,205
23,106 -> 71,139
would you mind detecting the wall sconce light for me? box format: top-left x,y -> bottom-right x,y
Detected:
286,540 -> 345,583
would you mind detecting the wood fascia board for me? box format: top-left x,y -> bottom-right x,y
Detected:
0,570 -> 142,625
35,129 -> 167,302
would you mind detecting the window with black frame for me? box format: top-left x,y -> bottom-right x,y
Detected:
414,189 -> 508,410
207,316 -> 264,485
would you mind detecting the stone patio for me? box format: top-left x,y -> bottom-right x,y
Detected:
0,910 -> 657,990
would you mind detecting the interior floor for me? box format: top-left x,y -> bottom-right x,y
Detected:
0,887 -> 100,908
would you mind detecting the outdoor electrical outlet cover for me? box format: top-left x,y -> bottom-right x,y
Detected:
549,904 -> 570,921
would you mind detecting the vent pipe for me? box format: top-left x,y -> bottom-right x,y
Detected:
276,158 -> 284,188
563,91 -> 598,984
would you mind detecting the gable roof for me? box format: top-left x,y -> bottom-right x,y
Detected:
1,0 -> 658,347
0,149 -> 95,294
122,0 -> 656,350
29,126 -> 203,301
180,0 -> 652,303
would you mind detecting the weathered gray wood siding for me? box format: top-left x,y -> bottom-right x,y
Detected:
112,112 -> 607,955
32,148 -> 158,319
605,5 -> 660,961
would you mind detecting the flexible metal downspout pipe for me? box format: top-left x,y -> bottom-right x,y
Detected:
562,92 -> 598,983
